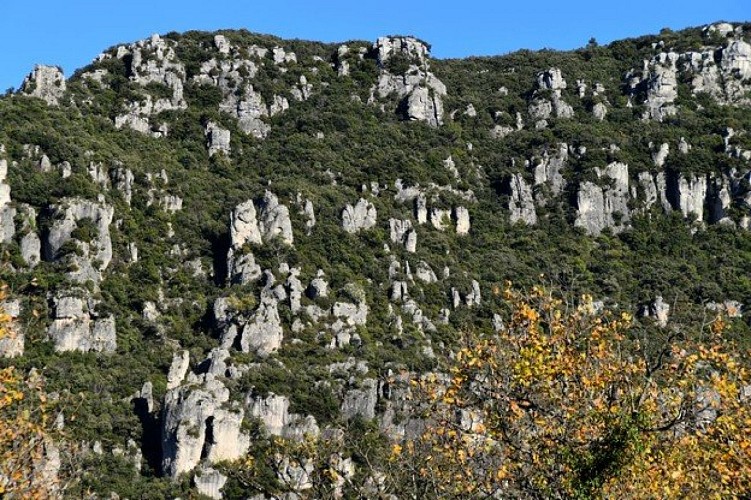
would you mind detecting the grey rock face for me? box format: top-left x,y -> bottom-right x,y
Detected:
0,300 -> 23,358
530,68 -> 574,124
430,208 -> 451,231
230,200 -> 262,247
593,102 -> 608,121
240,296 -> 283,356
258,191 -> 294,245
373,36 -> 447,127
206,122 -> 231,157
194,466 -> 227,500
644,295 -> 670,328
508,174 -> 537,225
111,167 -> 134,206
454,206 -> 470,235
639,52 -> 679,121
575,162 -> 630,236
537,68 -> 567,91
21,65 -> 66,105
341,379 -> 378,420
162,377 -> 248,478
415,261 -> 438,283
246,392 -> 320,440
47,292 -> 116,353
44,199 -> 114,282
307,271 -> 329,299
669,173 -> 707,221
167,350 -> 191,390
342,198 -> 377,233
389,219 -> 417,252
652,142 -> 670,167
0,158 -> 15,244
109,34 -> 187,134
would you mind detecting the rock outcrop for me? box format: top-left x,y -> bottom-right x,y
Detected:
46,292 -> 116,353
372,36 -> 447,127
21,65 -> 66,105
44,198 -> 114,283
342,198 -> 377,233
575,162 -> 630,236
162,375 -> 249,478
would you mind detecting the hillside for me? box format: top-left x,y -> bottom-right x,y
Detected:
1,22 -> 751,498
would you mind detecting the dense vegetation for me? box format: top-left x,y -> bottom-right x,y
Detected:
0,21 -> 750,498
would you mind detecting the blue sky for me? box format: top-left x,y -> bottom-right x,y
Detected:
0,0 -> 747,91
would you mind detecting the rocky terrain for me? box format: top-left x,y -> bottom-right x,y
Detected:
1,22 -> 751,498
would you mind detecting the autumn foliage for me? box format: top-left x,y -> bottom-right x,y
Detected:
390,283 -> 751,498
0,293 -> 58,498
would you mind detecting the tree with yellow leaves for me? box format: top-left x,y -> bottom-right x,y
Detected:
0,290 -> 60,498
389,283 -> 751,499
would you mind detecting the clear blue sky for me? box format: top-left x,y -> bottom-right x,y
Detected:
0,0 -> 747,91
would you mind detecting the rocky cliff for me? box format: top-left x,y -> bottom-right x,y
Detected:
1,22 -> 751,498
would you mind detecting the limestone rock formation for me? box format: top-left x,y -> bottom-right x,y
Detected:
46,292 -> 116,353
162,375 -> 249,478
341,379 -> 378,420
206,122 -> 231,157
529,68 -> 574,126
21,65 -> 66,105
258,191 -> 294,245
373,36 -> 447,127
44,199 -> 114,283
575,162 -> 630,236
0,157 -> 16,244
389,219 -> 417,252
342,198 -> 377,233
240,296 -> 283,356
507,174 -> 537,225
0,300 -> 23,358
454,207 -> 470,235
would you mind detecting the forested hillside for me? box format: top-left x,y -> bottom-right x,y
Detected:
1,22 -> 751,498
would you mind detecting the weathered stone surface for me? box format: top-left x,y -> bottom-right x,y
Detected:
373,36 -> 447,127
643,296 -> 670,327
258,191 -> 294,245
162,376 -> 248,478
194,466 -> 227,500
341,379 -> 378,420
575,162 -> 630,235
47,292 -> 116,353
415,261 -> 438,283
246,392 -> 320,439
389,219 -> 417,252
230,199 -> 262,247
430,208 -> 451,231
342,199 -> 377,233
21,65 -> 66,105
0,158 -> 15,244
668,173 -> 707,221
307,271 -> 329,299
454,206 -> 470,235
0,300 -> 23,358
638,52 -> 679,121
240,296 -> 283,356
167,350 -> 191,390
508,174 -> 537,225
206,122 -> 231,157
593,102 -> 608,121
44,199 -> 114,282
